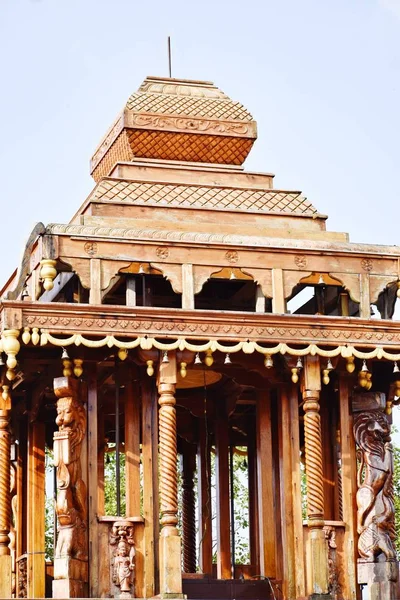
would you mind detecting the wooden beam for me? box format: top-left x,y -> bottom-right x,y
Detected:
215,400 -> 231,579
126,276 -> 137,307
255,284 -> 266,313
197,419 -> 212,575
27,421 -> 45,599
289,384 -> 306,599
278,386 -> 295,599
338,375 -> 358,600
89,258 -> 101,305
182,264 -> 194,309
359,273 -> 370,319
321,387 -> 335,520
142,375 -> 158,597
125,379 -> 141,516
181,441 -> 197,573
256,389 -> 276,578
87,364 -> 99,598
272,268 -> 285,314
247,426 -> 259,571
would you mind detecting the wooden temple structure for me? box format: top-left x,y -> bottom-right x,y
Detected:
0,75 -> 400,600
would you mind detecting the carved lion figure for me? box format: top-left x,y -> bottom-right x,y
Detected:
54,392 -> 87,560
353,410 -> 396,562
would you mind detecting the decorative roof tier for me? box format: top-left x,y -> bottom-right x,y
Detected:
90,76 -> 257,180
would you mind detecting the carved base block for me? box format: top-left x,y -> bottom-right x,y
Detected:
358,561 -> 400,600
53,557 -> 88,599
309,595 -> 332,600
53,577 -> 87,599
309,527 -> 329,596
0,554 -> 12,599
160,534 -> 184,598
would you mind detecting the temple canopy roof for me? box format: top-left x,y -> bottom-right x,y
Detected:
90,76 -> 258,179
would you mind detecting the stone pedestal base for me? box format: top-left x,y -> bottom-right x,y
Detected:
309,594 -> 332,600
53,556 -> 88,599
0,554 -> 12,599
358,561 -> 400,600
159,534 -> 185,598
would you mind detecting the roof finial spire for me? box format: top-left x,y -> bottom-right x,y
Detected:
168,36 -> 172,78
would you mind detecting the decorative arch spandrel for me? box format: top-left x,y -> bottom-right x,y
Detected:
150,262 -> 182,294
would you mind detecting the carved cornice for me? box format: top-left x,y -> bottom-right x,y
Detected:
45,223 -> 400,261
3,301 -> 400,349
90,114 -> 125,172
124,111 -> 256,138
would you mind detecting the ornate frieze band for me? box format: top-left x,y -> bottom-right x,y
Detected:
45,222 -> 400,259
10,329 -> 400,362
124,112 -> 255,138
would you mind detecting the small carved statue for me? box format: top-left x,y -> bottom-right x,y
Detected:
17,556 -> 27,599
113,541 -> 134,593
54,380 -> 88,560
324,525 -> 342,598
353,410 -> 397,562
110,522 -> 136,598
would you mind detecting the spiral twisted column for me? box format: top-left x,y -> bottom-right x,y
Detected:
0,410 -> 11,557
182,449 -> 196,573
158,382 -> 179,536
302,382 -> 328,595
303,391 -> 324,523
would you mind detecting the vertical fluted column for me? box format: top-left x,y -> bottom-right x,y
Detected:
182,445 -> 196,573
0,410 -> 10,556
158,382 -> 179,535
302,356 -> 329,597
157,352 -> 184,597
0,408 -> 12,598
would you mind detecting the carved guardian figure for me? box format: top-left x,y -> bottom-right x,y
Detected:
353,410 -> 396,562
110,521 -> 136,598
54,378 -> 88,560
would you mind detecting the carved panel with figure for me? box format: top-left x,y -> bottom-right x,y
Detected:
353,408 -> 396,562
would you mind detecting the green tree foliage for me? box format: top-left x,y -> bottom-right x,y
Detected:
104,445 -> 126,516
392,434 -> 400,555
45,447 -> 55,562
231,449 -> 250,564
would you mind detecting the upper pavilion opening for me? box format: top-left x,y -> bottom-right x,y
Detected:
90,76 -> 258,181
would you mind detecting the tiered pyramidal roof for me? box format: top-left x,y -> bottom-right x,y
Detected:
76,76 -> 328,236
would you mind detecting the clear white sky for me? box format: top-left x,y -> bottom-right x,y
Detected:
0,0 -> 399,285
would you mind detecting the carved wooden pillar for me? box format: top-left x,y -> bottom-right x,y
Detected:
352,391 -> 399,600
27,419 -> 45,599
302,356 -> 329,596
142,374 -> 158,598
197,419 -> 212,575
256,389 -> 276,578
157,352 -> 183,597
0,408 -> 12,598
215,399 -> 231,579
181,442 -> 196,573
53,376 -> 88,599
